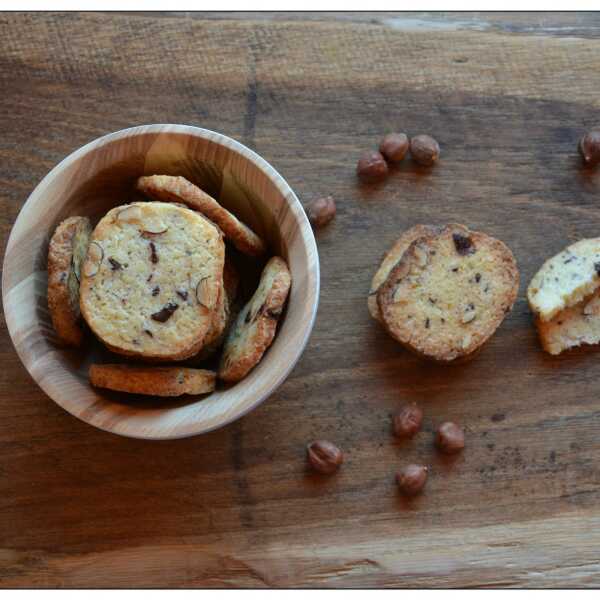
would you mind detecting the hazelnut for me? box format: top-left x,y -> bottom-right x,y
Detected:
410,134 -> 440,166
307,440 -> 344,474
356,150 -> 389,182
392,403 -> 423,438
306,196 -> 336,228
396,464 -> 428,496
379,133 -> 409,164
579,129 -> 600,165
435,422 -> 465,454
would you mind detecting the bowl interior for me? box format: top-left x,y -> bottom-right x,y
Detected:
3,125 -> 319,439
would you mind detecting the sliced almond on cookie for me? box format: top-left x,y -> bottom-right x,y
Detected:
196,276 -> 219,312
82,241 -> 104,278
116,204 -> 143,224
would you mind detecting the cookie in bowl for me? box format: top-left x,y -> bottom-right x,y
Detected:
47,216 -> 92,347
137,175 -> 266,257
90,364 -> 216,397
79,201 -> 225,361
190,256 -> 241,363
219,256 -> 292,382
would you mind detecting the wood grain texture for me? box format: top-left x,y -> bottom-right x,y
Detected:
2,11 -> 600,588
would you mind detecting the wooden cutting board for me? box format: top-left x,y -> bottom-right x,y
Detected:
2,11 -> 600,588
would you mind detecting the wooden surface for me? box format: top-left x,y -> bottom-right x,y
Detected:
2,124 -> 319,440
2,11 -> 600,588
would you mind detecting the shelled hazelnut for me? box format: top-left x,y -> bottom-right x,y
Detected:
396,464 -> 428,496
392,403 -> 423,438
306,196 -> 336,228
435,422 -> 465,454
307,440 -> 344,474
579,129 -> 600,166
357,150 -> 389,182
410,135 -> 440,166
379,133 -> 409,164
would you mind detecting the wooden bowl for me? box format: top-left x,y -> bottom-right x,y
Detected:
2,124 -> 319,439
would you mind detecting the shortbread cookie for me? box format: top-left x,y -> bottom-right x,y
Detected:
47,216 -> 92,346
527,238 -> 600,322
368,225 -> 440,322
80,202 -> 225,361
219,256 -> 291,382
136,175 -> 266,257
378,224 -> 519,362
535,291 -> 600,355
90,364 -> 216,396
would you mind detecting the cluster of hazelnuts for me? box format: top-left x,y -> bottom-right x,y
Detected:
306,404 -> 464,497
306,128 -> 596,230
356,133 -> 440,183
303,132 -> 441,229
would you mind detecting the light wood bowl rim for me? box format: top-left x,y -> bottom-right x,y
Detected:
2,124 -> 320,439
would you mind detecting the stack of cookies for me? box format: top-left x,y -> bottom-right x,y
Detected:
369,223 -> 519,362
47,175 -> 292,397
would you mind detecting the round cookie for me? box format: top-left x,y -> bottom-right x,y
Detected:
378,224 -> 519,362
80,202 -> 225,361
137,175 -> 266,257
368,225 -> 440,322
219,256 -> 291,382
90,364 -> 216,397
47,216 -> 92,347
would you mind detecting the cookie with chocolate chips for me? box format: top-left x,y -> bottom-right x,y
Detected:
377,224 -> 519,362
80,202 -> 224,361
219,256 -> 291,382
90,364 -> 216,397
47,216 -> 92,346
